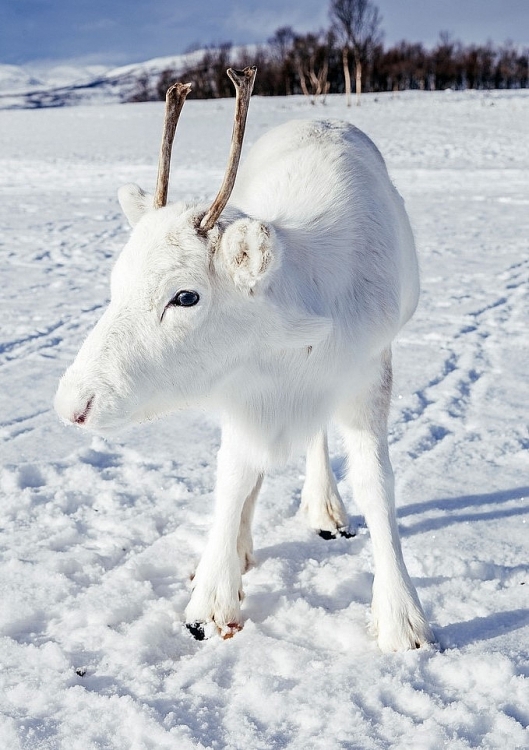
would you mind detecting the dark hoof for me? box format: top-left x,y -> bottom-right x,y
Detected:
186,621 -> 206,641
318,526 -> 356,540
318,529 -> 336,540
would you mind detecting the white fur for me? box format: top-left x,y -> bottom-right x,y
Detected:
55,119 -> 434,651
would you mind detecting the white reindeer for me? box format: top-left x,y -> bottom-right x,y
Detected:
55,67 -> 434,652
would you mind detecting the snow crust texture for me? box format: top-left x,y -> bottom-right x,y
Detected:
0,90 -> 528,749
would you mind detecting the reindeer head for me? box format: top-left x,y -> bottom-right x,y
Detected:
54,68 -> 329,433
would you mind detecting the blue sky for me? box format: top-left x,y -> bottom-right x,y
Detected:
2,0 -> 528,66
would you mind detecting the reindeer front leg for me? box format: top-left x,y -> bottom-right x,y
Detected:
185,426 -> 262,640
338,349 -> 434,652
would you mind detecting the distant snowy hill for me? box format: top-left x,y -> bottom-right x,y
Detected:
0,63 -> 111,93
0,52 -> 205,109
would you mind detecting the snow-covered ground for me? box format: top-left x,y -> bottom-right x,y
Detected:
0,90 -> 528,749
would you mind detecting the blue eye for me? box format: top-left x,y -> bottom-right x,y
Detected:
170,290 -> 200,307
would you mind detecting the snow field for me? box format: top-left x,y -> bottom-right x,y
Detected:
0,90 -> 528,748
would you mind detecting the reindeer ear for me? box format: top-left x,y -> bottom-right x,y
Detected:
118,184 -> 153,227
218,218 -> 280,293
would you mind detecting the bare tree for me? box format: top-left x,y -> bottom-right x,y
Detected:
268,27 -> 296,95
330,0 -> 383,105
128,73 -> 153,103
293,32 -> 331,104
155,31 -> 529,99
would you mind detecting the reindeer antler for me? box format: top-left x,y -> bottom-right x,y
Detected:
200,66 -> 257,232
153,81 -> 192,209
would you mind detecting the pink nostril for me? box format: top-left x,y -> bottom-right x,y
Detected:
73,396 -> 94,425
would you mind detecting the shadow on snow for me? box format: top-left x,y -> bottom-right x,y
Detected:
398,486 -> 529,536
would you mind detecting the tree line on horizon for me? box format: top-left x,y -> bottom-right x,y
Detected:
130,0 -> 529,105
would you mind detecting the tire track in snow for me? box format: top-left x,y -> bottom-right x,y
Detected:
0,304 -> 105,367
0,319 -> 67,359
0,408 -> 51,442
392,256 -> 529,462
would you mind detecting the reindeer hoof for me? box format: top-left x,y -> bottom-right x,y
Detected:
186,621 -> 206,641
318,525 -> 355,540
185,620 -> 243,641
